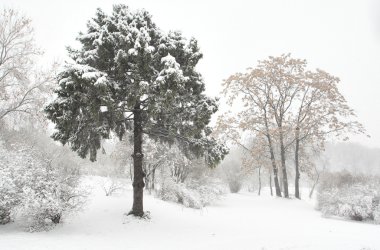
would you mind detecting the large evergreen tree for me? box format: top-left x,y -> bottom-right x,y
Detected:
45,5 -> 227,216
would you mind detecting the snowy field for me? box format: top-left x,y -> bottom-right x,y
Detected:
0,176 -> 379,250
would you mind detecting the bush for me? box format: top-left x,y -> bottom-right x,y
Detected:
0,172 -> 21,224
100,177 -> 125,196
156,178 -> 225,209
228,179 -> 242,193
0,144 -> 26,224
374,205 -> 380,224
156,180 -> 202,209
17,159 -> 87,232
0,131 -> 87,231
317,171 -> 380,222
188,179 -> 226,206
318,185 -> 374,221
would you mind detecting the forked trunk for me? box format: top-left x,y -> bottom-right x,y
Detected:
309,172 -> 320,199
268,138 -> 281,197
264,108 -> 281,197
279,129 -> 289,198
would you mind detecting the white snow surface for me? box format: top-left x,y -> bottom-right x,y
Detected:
0,176 -> 379,250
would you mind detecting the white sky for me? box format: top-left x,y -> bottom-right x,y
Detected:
2,0 -> 380,147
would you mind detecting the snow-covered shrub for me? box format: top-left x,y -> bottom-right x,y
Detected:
156,179 -> 202,209
0,129 -> 87,231
373,204 -> 380,224
17,157 -> 86,232
318,185 -> 374,221
228,179 -> 243,193
156,178 -> 225,209
0,167 -> 21,224
187,179 -> 226,206
100,177 -> 125,196
317,171 -> 380,222
218,148 -> 245,193
0,143 -> 25,224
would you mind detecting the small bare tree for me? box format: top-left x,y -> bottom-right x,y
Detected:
101,178 -> 125,196
308,154 -> 328,199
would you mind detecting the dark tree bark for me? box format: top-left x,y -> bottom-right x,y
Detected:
145,164 -> 157,195
151,168 -> 155,191
278,168 -> 284,194
268,137 -> 282,197
129,102 -> 145,217
269,170 -> 273,196
258,166 -> 262,196
264,108 -> 282,197
279,128 -> 289,198
295,127 -> 301,199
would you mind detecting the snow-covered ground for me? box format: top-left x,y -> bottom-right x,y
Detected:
0,176 -> 379,250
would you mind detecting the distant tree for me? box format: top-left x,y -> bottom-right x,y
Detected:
309,153 -> 328,199
241,136 -> 272,196
217,147 -> 245,193
289,62 -> 365,199
45,5 -> 227,217
219,54 -> 365,199
219,56 -> 301,197
0,8 -> 53,128
142,137 -> 171,193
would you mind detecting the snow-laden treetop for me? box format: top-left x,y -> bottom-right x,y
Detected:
45,4 -> 228,166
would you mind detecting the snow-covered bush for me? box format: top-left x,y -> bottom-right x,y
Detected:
318,185 -> 374,221
187,179 -> 226,206
0,143 -> 26,224
218,148 -> 245,193
227,179 -> 243,193
17,158 -> 86,231
374,204 -> 380,224
0,167 -> 21,224
156,179 -> 202,209
0,129 -> 87,231
156,178 -> 225,209
317,171 -> 380,222
100,177 -> 125,196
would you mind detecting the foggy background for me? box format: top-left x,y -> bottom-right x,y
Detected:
2,0 -> 380,148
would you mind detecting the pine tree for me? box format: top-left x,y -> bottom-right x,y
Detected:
45,5 -> 227,217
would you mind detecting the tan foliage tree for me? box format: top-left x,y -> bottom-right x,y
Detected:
218,54 -> 365,199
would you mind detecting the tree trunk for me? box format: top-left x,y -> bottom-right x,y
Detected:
268,138 -> 282,197
309,172 -> 320,199
151,168 -> 155,191
129,102 -> 145,217
258,166 -> 262,196
295,127 -> 301,199
269,169 -> 273,196
278,166 -> 283,193
264,109 -> 282,197
279,128 -> 289,198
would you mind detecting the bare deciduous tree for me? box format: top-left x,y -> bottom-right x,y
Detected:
0,8 -> 53,127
